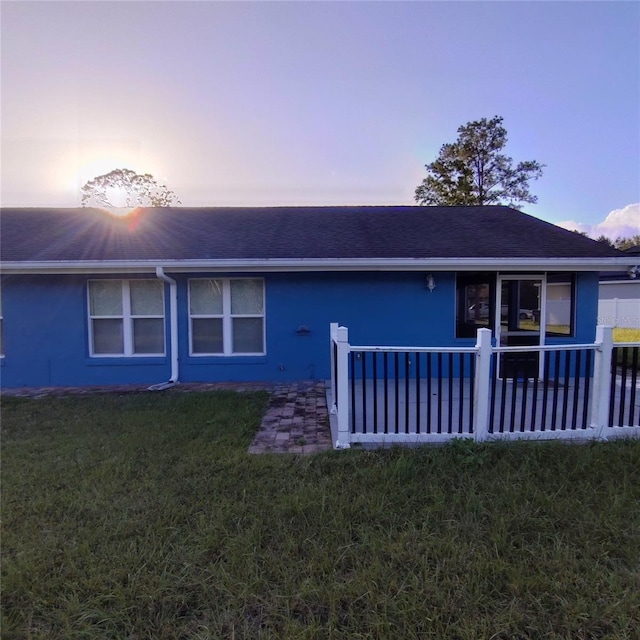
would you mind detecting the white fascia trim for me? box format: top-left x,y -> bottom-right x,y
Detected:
0,257 -> 633,274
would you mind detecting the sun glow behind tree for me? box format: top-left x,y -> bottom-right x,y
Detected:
80,168 -> 180,214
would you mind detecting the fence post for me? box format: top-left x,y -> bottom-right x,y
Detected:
335,325 -> 351,449
473,328 -> 493,443
592,325 -> 614,439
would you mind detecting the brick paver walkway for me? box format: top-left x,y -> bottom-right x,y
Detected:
2,380 -> 334,454
248,381 -> 333,454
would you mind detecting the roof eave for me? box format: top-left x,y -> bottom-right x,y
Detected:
0,256 -> 632,275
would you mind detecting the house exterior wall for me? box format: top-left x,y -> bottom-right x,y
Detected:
0,271 -> 599,388
558,271 -> 600,345
1,275 -> 171,387
177,271 -> 457,384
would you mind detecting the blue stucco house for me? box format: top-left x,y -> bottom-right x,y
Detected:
0,206 -> 630,389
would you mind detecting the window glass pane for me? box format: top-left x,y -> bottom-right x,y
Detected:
500,280 -> 542,333
192,318 -> 223,353
92,319 -> 124,354
0,285 -> 3,315
546,275 -> 573,336
232,318 -> 264,353
130,280 -> 163,316
456,274 -> 495,339
190,280 -> 223,315
231,279 -> 263,314
133,318 -> 164,354
516,280 -> 541,332
90,281 -> 123,316
464,284 -> 490,326
0,319 -> 3,356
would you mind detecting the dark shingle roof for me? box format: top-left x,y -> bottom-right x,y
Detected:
0,205 -> 625,263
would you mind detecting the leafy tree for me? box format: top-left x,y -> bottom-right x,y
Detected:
415,116 -> 544,209
81,168 -> 180,208
594,235 -> 615,247
593,234 -> 640,250
615,234 -> 640,251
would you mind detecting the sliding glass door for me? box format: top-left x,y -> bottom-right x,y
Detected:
496,276 -> 546,379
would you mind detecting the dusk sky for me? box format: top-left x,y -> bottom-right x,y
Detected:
2,1 -> 639,239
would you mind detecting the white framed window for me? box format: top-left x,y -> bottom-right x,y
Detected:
189,278 -> 265,356
88,280 -> 165,356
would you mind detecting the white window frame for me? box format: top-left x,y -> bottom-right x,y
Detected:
88,279 -> 165,357
188,278 -> 265,356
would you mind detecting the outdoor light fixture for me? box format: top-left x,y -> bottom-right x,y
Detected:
628,266 -> 639,279
426,274 -> 436,292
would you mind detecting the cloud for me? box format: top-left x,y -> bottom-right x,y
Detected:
556,219 -> 590,234
558,203 -> 640,240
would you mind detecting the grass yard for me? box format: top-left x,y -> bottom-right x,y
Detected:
614,328 -> 640,343
2,391 -> 640,639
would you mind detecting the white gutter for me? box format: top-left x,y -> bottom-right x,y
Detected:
148,267 -> 179,391
0,256 -> 634,274
600,279 -> 639,285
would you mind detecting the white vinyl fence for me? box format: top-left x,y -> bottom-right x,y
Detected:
329,323 -> 640,449
598,298 -> 640,329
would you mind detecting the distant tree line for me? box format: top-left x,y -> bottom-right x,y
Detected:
573,231 -> 640,250
595,234 -> 640,250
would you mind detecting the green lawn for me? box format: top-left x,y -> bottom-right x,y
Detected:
2,391 -> 640,639
614,328 -> 640,343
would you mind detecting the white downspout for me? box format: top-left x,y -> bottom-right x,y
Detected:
148,267 -> 179,391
